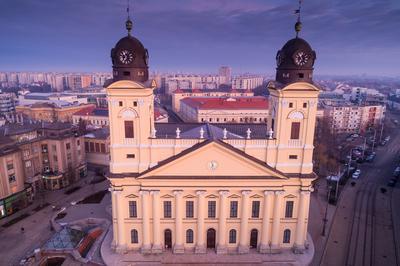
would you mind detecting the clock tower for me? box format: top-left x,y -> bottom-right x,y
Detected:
111,16 -> 149,82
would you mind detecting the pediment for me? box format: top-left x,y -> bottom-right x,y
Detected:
126,194 -> 138,198
284,194 -> 297,199
250,194 -> 263,199
161,194 -> 174,199
228,194 -> 241,199
183,194 -> 196,199
138,140 -> 287,180
206,194 -> 219,199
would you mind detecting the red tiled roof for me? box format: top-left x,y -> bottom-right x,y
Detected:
73,106 -> 108,116
181,96 -> 268,110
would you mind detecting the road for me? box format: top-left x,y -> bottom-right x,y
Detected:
318,120 -> 400,266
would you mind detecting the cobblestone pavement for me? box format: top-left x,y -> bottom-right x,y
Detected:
0,171 -> 110,266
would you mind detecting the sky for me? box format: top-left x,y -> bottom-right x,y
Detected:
0,0 -> 399,76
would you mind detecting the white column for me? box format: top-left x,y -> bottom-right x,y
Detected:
140,190 -> 151,254
151,190 -> 162,253
271,190 -> 284,252
115,190 -> 126,253
195,190 -> 206,254
217,190 -> 229,254
173,190 -> 184,254
238,190 -> 251,254
110,188 -> 118,249
260,190 -> 274,253
294,190 -> 311,252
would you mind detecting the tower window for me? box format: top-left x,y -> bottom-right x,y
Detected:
119,101 -> 123,107
133,101 -> 137,107
283,73 -> 290,78
138,71 -> 144,76
124,121 -> 134,138
289,155 -> 298,159
285,201 -> 294,218
126,154 -> 135,159
290,122 -> 300,139
123,71 -> 130,76
298,73 -> 304,78
289,102 -> 293,108
303,103 -> 307,108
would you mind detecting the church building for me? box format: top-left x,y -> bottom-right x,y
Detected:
106,9 -> 319,257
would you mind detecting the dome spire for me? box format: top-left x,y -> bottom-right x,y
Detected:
294,0 -> 302,38
125,0 -> 133,36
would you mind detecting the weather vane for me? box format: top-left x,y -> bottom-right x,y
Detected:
294,0 -> 302,38
126,0 -> 133,36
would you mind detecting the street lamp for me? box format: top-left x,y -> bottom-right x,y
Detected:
322,185 -> 332,236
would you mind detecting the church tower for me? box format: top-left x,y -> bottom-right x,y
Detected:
268,7 -> 320,175
107,13 -> 156,174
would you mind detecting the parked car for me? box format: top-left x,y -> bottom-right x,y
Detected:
384,136 -> 390,142
388,179 -> 396,187
380,140 -> 387,146
352,169 -> 361,179
394,167 -> 400,178
365,154 -> 376,162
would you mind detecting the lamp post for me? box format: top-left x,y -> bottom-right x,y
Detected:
322,185 -> 332,236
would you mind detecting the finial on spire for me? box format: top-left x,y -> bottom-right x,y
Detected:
294,0 -> 302,38
126,0 -> 133,36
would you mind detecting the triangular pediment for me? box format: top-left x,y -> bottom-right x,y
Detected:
138,140 -> 287,179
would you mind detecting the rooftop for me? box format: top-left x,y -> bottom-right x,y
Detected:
181,96 -> 268,110
73,106 -> 109,117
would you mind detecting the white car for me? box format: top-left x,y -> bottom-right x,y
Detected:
352,169 -> 361,179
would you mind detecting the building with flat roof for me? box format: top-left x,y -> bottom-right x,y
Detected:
180,96 -> 269,123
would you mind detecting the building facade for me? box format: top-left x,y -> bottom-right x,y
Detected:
179,96 -> 269,123
107,16 -> 319,257
0,122 -> 86,218
0,92 -> 18,116
172,89 -> 254,114
232,76 -> 264,90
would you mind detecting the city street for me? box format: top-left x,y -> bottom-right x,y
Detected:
0,172 -> 110,266
312,113 -> 400,266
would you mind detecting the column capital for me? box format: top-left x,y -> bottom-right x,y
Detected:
300,190 -> 311,195
196,190 -> 207,196
173,190 -> 183,195
150,190 -> 160,195
275,190 -> 285,196
139,190 -> 150,196
264,190 -> 275,196
241,190 -> 251,196
219,190 -> 229,196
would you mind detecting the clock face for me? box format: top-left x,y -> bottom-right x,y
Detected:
144,49 -> 149,65
293,51 -> 310,66
119,50 -> 134,64
208,160 -> 218,170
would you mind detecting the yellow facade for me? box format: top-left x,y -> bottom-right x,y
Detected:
107,78 -> 319,255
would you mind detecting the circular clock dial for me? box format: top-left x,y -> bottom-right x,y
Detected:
293,51 -> 310,66
208,160 -> 218,170
119,50 -> 134,64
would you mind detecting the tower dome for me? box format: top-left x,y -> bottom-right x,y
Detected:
111,18 -> 149,83
274,5 -> 317,85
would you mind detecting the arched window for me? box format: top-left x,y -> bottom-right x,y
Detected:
186,229 -> 194,243
229,229 -> 236,244
283,229 -> 291,244
131,229 -> 138,243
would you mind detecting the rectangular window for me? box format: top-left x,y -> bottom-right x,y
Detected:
252,201 -> 260,218
289,155 -> 298,159
8,174 -> 16,183
66,143 -> 71,150
52,145 -> 57,152
6,162 -> 14,170
285,201 -> 294,218
124,121 -> 134,138
126,154 -> 135,159
77,139 -> 80,146
100,143 -> 106,153
303,102 -> 307,108
289,102 -> 293,108
119,101 -> 123,107
290,122 -> 300,139
208,201 -> 216,218
133,101 -> 137,107
230,201 -> 238,218
41,144 -> 48,153
95,143 -> 100,153
186,201 -> 194,218
25,160 -> 32,168
164,201 -> 172,218
53,155 -> 58,162
89,142 -> 94,152
67,153 -> 72,160
129,201 -> 137,218
85,142 -> 89,152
